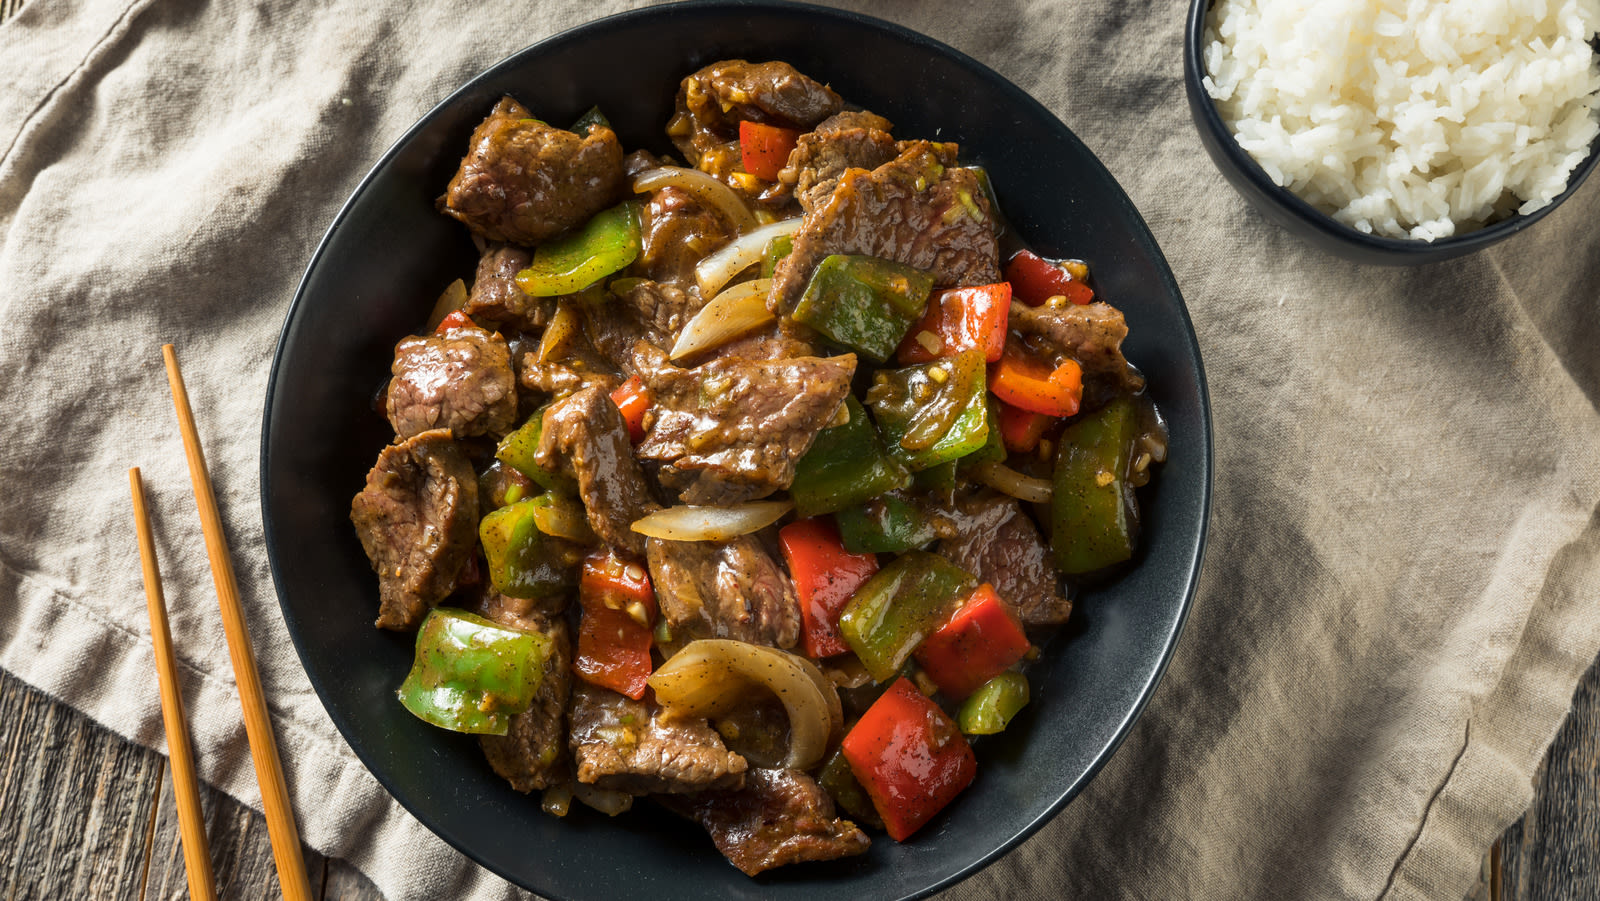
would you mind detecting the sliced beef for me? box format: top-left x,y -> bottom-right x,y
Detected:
1009,300 -> 1142,391
669,60 -> 843,198
615,279 -> 699,345
660,768 -> 870,876
935,489 -> 1071,626
569,683 -> 747,794
476,601 -> 571,792
636,186 -> 733,290
581,281 -> 688,380
519,358 -> 620,399
440,96 -> 624,246
533,387 -> 659,558
698,323 -> 817,366
386,326 -> 518,440
638,354 -> 855,505
517,299 -> 625,401
779,111 -> 899,213
462,244 -> 554,332
350,429 -> 478,631
770,141 -> 1001,316
646,536 -> 800,649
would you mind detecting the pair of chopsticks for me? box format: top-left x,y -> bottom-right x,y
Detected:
128,345 -> 313,901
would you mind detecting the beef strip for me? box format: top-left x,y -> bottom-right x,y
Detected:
637,354 -> 855,505
659,768 -> 870,876
386,326 -> 518,440
636,186 -> 732,290
534,386 -> 659,558
517,299 -> 625,401
668,60 -> 843,199
580,281 -> 689,380
934,489 -> 1071,626
440,96 -> 624,246
615,279 -> 700,345
1008,300 -> 1143,391
770,140 -> 1001,316
569,683 -> 747,794
779,110 -> 899,213
462,244 -> 554,332
350,429 -> 478,631
646,535 -> 800,649
519,359 -> 620,399
475,599 -> 571,792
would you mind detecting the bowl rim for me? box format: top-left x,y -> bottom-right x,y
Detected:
261,2 -> 1213,897
1183,0 -> 1600,255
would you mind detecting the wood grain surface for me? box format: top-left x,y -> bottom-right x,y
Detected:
0,671 -> 382,900
1,657 -> 1593,899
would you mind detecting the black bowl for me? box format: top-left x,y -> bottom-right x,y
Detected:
262,2 -> 1211,898
1184,0 -> 1600,266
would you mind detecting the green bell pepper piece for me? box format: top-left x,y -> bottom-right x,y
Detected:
868,350 -> 991,471
956,671 -> 1030,735
570,106 -> 610,133
397,607 -> 552,735
835,490 -> 937,554
515,202 -> 641,297
839,550 -> 977,682
1051,396 -> 1138,574
496,407 -> 577,494
963,396 -> 1006,466
760,234 -> 793,279
789,397 -> 911,518
480,500 -> 580,599
791,254 -> 933,362
913,460 -> 959,504
818,748 -> 883,828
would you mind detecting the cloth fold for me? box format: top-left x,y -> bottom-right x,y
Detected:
2,1 -> 1596,899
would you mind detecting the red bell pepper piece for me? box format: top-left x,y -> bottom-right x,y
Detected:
573,551 -> 656,699
895,283 -> 1012,365
996,400 -> 1052,453
778,518 -> 880,658
435,310 -> 474,333
989,345 -> 1083,418
609,376 -> 650,443
738,120 -> 800,181
1004,250 -> 1094,307
842,678 -> 976,841
914,584 -> 1031,700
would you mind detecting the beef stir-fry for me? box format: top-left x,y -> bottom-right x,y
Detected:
350,59 -> 1167,875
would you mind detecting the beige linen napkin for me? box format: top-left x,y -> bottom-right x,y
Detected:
2,0 -> 1596,898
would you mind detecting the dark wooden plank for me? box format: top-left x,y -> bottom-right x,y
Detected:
1498,652 -> 1600,900
0,670 -> 383,901
0,670 -> 158,901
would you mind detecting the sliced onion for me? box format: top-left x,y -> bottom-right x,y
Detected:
632,166 -> 759,234
422,278 -> 467,333
630,500 -> 792,542
649,639 -> 843,770
670,279 -> 774,361
530,496 -> 597,543
693,218 -> 802,298
571,782 -> 633,816
969,461 -> 1054,503
536,299 -> 581,364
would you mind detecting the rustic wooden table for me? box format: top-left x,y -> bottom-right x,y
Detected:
1,657 -> 1594,899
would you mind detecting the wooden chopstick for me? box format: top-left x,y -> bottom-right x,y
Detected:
130,467 -> 219,901
162,344 -> 314,901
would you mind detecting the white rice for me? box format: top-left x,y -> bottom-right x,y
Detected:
1203,0 -> 1600,240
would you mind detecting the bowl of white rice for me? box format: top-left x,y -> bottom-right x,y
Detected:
1186,0 -> 1600,263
